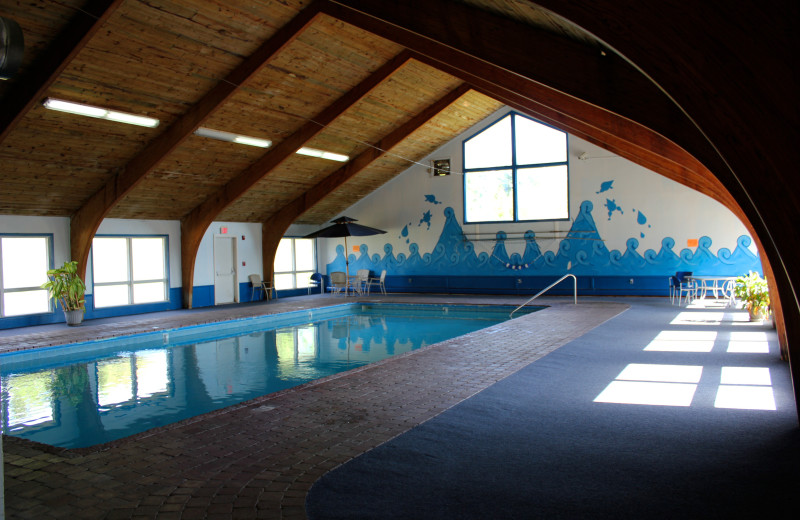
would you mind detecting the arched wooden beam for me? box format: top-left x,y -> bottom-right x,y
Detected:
406,51 -> 735,212
180,51 -> 413,308
527,0 -> 799,421
0,0 -> 124,144
327,3 -> 728,210
260,83 -> 472,283
68,2 -> 323,278
331,0 -> 800,418
323,0 -> 715,172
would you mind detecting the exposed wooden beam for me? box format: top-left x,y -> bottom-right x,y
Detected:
260,83 -> 472,282
323,0 -> 744,223
405,52 -> 734,211
532,0 -> 800,421
0,0 -> 124,145
180,51 -> 414,308
324,0 -> 704,155
68,2 -> 324,278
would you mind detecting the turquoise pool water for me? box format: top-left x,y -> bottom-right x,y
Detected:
1,303 -> 539,449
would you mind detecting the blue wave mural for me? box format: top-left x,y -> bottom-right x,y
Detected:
327,200 -> 761,277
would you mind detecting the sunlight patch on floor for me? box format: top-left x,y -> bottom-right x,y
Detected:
715,385 -> 776,410
644,330 -> 717,352
727,332 -> 770,354
715,367 -> 775,410
594,363 -> 703,406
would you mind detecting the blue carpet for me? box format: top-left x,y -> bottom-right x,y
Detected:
306,300 -> 800,519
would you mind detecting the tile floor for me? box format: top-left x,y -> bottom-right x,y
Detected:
3,294 -> 628,518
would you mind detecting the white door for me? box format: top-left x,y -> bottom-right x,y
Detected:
214,236 -> 237,304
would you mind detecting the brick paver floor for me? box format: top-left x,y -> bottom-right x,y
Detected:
2,294 -> 628,519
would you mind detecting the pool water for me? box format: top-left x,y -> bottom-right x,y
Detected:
0,304 -> 539,448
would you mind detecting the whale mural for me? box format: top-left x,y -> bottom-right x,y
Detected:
326,200 -> 761,278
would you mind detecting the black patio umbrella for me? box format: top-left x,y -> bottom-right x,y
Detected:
304,216 -> 386,294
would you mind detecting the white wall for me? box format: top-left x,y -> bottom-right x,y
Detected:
92,219 -> 182,290
0,214 -> 70,263
194,222 -> 263,287
313,107 -> 754,273
1,108 -> 757,299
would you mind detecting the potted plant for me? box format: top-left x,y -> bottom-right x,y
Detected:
734,271 -> 770,321
41,260 -> 86,326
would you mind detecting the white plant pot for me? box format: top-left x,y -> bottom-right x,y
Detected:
64,309 -> 84,326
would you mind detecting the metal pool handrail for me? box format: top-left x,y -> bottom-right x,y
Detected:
510,274 -> 577,318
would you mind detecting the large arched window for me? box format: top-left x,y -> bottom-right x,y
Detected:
463,112 -> 569,223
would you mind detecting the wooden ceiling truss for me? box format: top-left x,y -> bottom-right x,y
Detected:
1,1 -> 794,409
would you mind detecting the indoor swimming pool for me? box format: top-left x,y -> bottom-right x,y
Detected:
0,303 -> 540,449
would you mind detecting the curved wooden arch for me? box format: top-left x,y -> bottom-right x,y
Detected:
327,0 -> 799,417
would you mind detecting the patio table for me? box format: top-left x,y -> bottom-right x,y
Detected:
688,276 -> 737,305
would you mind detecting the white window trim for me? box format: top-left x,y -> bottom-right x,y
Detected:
274,238 -> 317,290
92,235 -> 168,308
0,234 -> 53,317
462,111 -> 570,224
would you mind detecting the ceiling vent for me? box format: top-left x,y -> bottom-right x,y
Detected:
0,16 -> 24,80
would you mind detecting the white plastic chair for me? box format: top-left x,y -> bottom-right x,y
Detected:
675,272 -> 696,305
249,274 -> 272,301
328,272 -> 347,295
365,270 -> 387,295
349,269 -> 370,295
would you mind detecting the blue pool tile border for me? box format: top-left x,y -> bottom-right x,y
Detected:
0,303 -> 541,371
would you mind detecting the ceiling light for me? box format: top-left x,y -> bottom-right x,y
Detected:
233,135 -> 272,148
42,98 -> 160,128
194,127 -> 272,148
297,146 -> 349,162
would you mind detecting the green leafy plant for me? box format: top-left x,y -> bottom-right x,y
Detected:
734,271 -> 770,318
41,260 -> 86,312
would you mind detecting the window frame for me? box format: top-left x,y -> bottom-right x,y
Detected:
462,111 -> 570,224
0,234 -> 54,317
273,237 -> 317,291
91,234 -> 169,309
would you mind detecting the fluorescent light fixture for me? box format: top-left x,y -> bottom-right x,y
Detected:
194,127 -> 272,148
193,127 -> 346,160
296,146 -> 349,162
42,97 -> 159,128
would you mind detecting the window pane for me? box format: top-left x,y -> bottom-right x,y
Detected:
133,282 -> 165,304
5,371 -> 54,428
464,170 -> 514,222
2,237 -> 48,289
94,284 -> 130,308
517,165 -> 569,220
135,350 -> 168,398
515,115 -> 567,165
97,355 -> 133,407
274,239 -> 293,272
131,238 -> 165,281
274,273 -> 294,290
4,290 -> 50,316
276,330 -> 296,374
464,115 -> 512,169
297,326 -> 316,360
296,271 -> 314,289
93,238 -> 128,283
294,239 -> 315,271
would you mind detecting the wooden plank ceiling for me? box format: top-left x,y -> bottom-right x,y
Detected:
0,0 -> 721,230
0,0 -> 505,227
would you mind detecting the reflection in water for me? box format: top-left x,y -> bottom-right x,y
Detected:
1,311 -> 504,448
